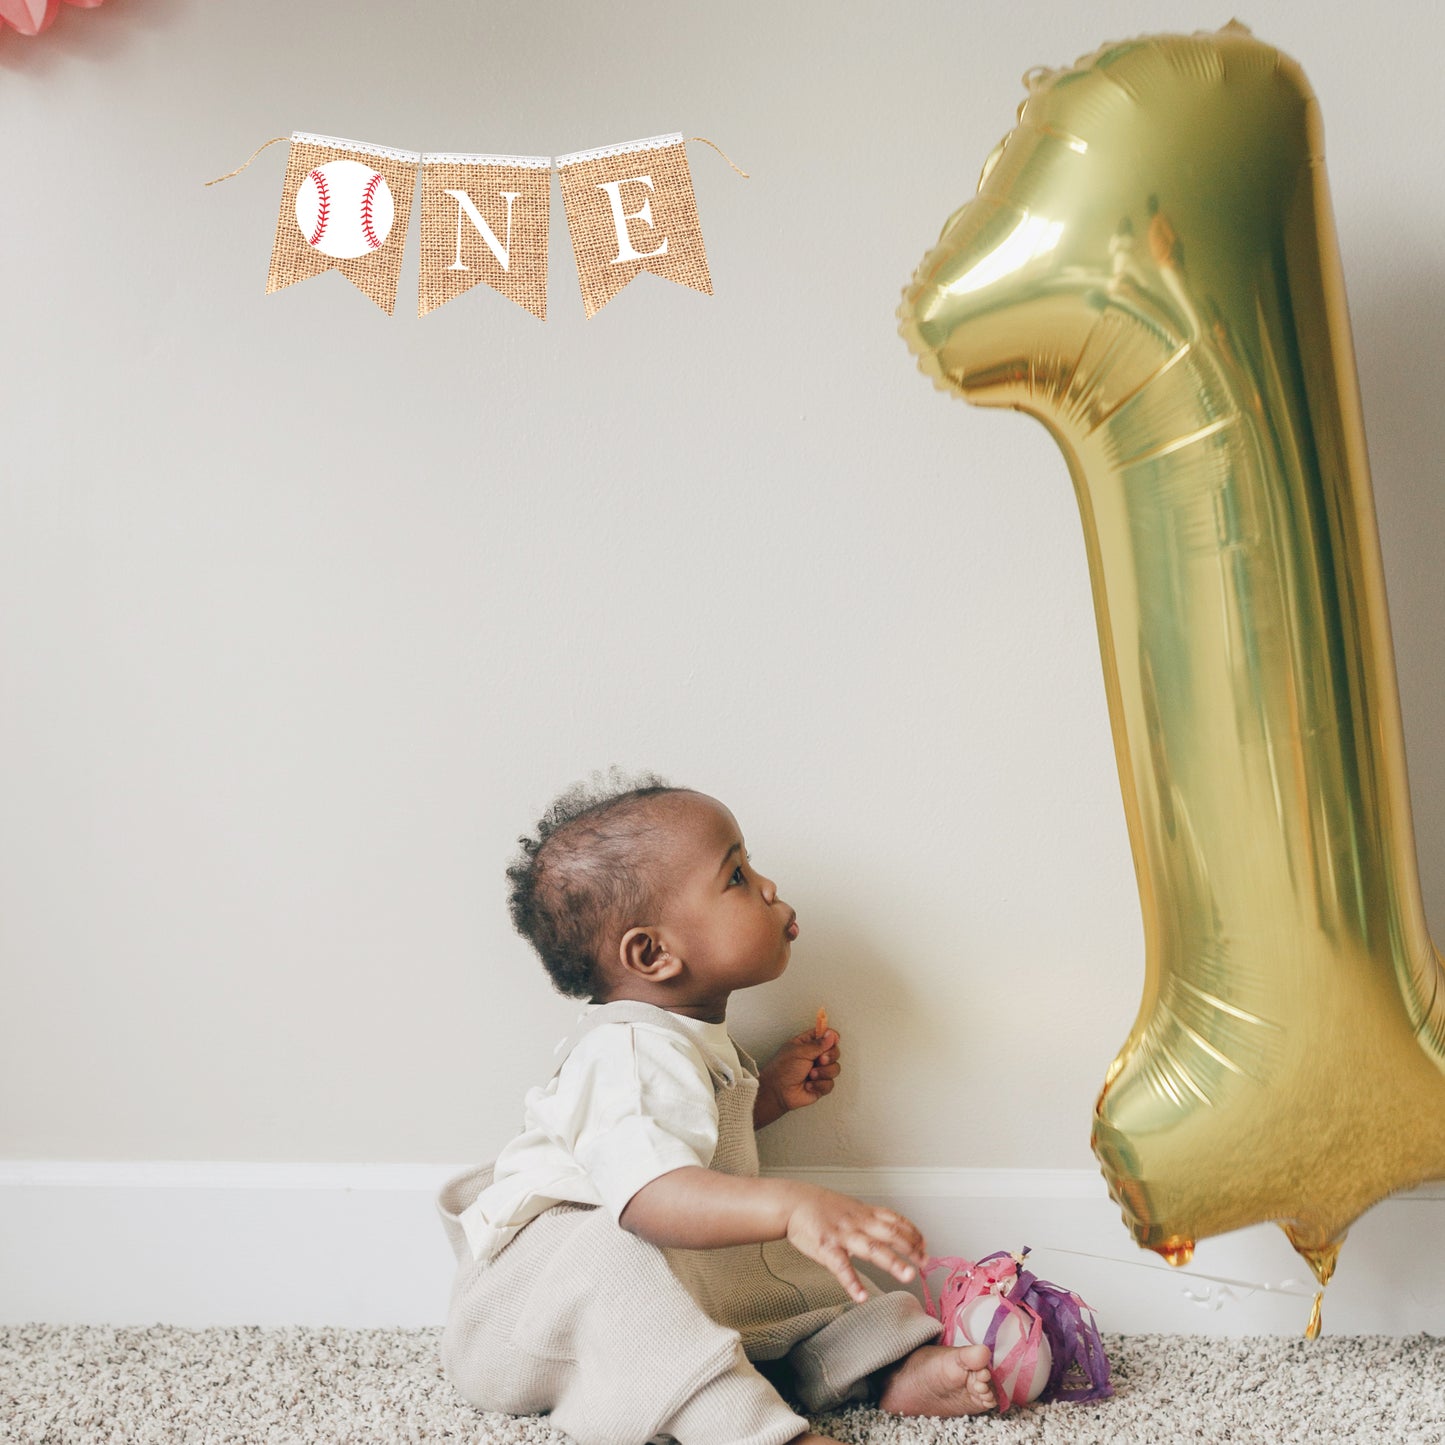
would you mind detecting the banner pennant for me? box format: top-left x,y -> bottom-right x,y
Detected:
266,132 -> 421,315
418,152 -> 551,320
556,132 -> 712,319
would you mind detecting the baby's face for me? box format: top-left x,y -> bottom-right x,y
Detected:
647,793 -> 799,1003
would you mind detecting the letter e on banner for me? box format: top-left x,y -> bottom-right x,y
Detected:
597,176 -> 669,263
557,132 -> 711,318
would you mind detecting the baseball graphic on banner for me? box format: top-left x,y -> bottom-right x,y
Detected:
295,159 -> 395,259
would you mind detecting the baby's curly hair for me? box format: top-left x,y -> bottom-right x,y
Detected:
506,768 -> 694,999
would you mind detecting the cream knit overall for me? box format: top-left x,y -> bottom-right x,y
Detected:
436,1001 -> 941,1445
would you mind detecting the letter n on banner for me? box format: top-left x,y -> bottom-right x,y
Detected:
418,153 -> 551,319
267,132 -> 421,314
556,133 -> 712,318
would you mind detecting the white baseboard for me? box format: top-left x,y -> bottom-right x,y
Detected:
1,1161 -> 1440,1336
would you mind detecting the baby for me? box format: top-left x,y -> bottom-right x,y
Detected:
436,773 -> 995,1444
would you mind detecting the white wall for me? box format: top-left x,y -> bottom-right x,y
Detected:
3,0 -> 1444,1314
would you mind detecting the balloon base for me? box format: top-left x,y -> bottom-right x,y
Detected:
1151,1239 -> 1195,1268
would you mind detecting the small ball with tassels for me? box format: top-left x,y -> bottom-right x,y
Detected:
920,1248 -> 1113,1412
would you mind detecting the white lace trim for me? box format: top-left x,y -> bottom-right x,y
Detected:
289,131 -> 685,169
421,151 -> 551,169
554,132 -> 683,168
291,132 -> 421,164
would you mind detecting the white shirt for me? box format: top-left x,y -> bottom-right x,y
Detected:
459,1003 -> 744,1264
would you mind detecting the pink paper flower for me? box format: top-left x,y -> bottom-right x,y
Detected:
0,0 -> 108,39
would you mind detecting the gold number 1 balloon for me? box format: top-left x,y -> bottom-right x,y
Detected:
899,23 -> 1445,1332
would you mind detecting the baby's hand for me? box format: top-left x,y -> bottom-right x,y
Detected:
759,1026 -> 841,1120
786,1185 -> 928,1305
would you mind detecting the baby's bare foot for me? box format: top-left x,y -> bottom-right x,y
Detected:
877,1342 -> 996,1417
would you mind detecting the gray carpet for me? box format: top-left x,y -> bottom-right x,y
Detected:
1,1326 -> 1440,1443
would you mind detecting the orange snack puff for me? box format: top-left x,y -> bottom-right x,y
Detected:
815,1006 -> 828,1040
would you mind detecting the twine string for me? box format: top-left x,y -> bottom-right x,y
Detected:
204,136 -> 289,187
685,136 -> 750,178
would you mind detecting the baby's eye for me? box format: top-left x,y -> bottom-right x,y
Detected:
729,864 -> 746,886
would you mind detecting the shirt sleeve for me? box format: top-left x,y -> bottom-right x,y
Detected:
560,1023 -> 720,1220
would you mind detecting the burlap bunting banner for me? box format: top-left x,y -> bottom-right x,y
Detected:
556,133 -> 712,318
238,129 -> 727,318
267,133 -> 420,314
418,152 -> 551,320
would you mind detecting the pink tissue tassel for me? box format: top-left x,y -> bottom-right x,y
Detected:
0,0 -> 108,38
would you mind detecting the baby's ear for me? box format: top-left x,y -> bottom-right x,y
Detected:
618,925 -> 682,982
